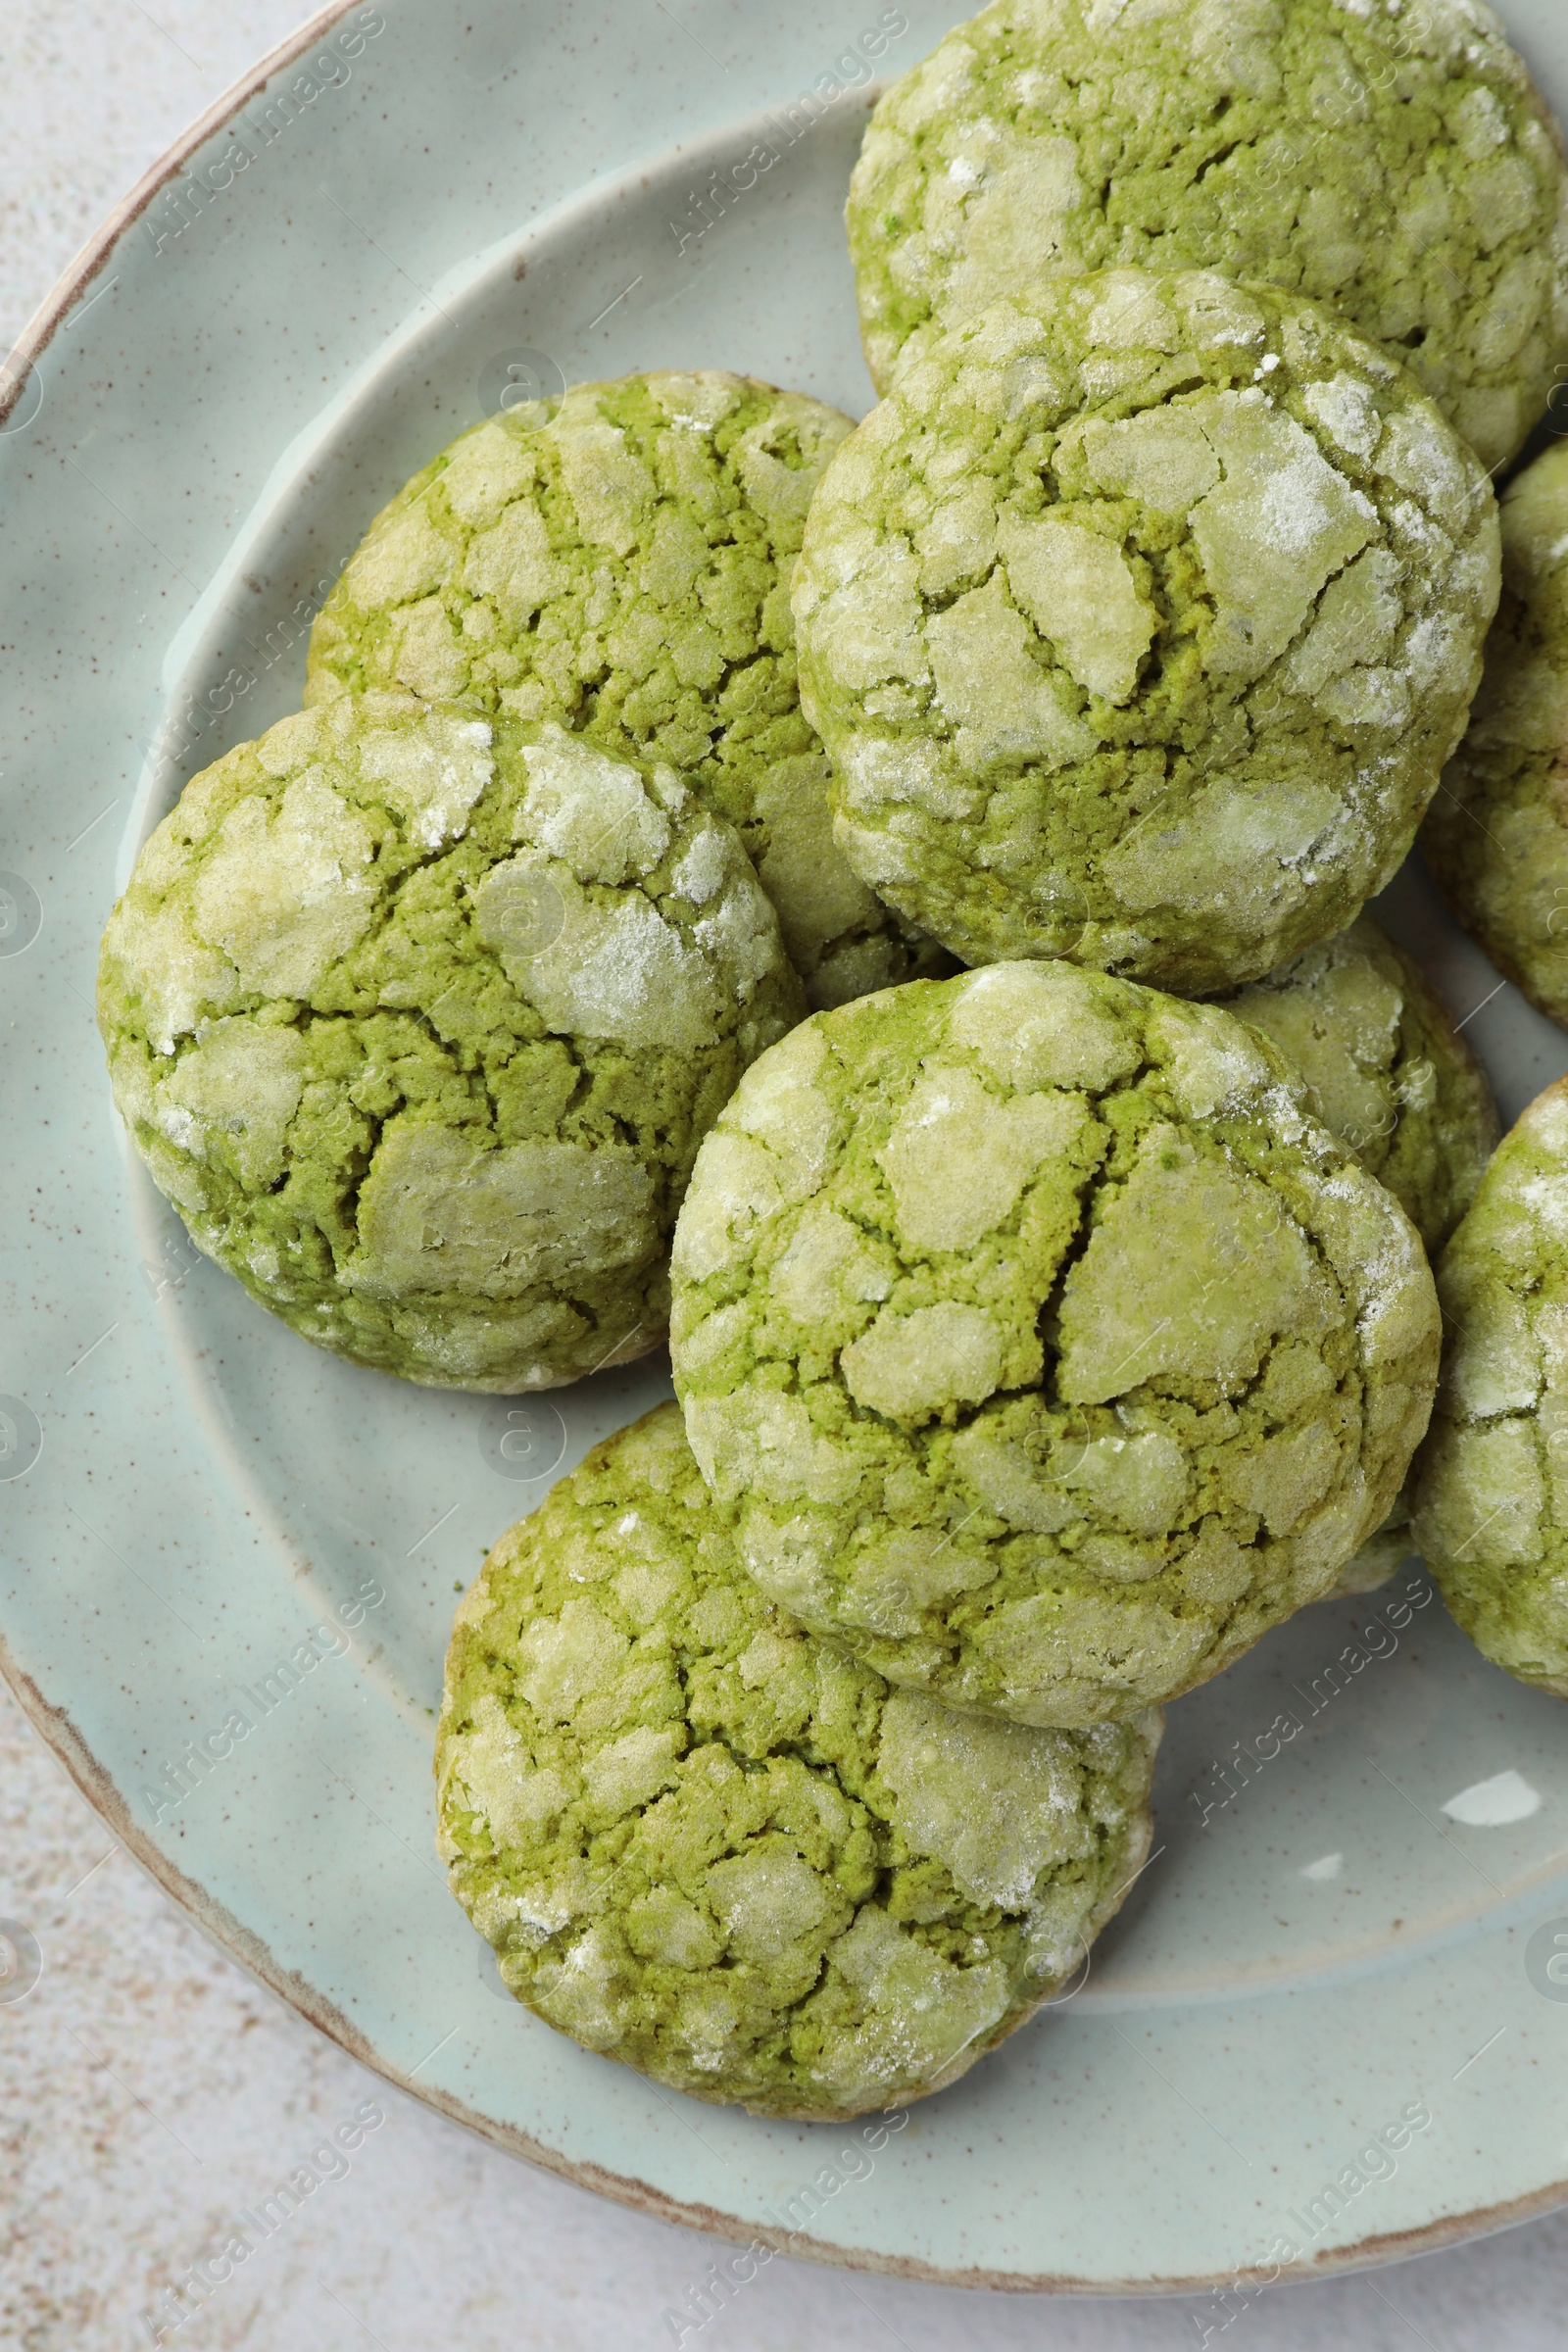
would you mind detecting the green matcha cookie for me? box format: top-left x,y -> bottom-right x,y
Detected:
848,0 -> 1568,473
1326,1495 -> 1419,1597
306,371 -> 950,1009
1219,913 -> 1497,1256
98,698 -> 804,1392
437,1403 -> 1160,2117
1423,439 -> 1568,1028
670,962 -> 1440,1727
1222,913 -> 1497,1597
794,273 -> 1499,995
1414,1078 -> 1568,1695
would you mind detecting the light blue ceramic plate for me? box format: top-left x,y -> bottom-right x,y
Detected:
6,0 -> 1568,2293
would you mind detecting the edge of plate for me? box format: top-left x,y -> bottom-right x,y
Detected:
6,0 -> 1568,2293
8,1418 -> 1568,2298
0,0 -> 368,419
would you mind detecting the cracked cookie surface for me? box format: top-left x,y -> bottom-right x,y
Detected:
794,270 -> 1499,996
1423,439 -> 1568,1029
97,698 -> 804,1391
1414,1079 -> 1568,1695
670,961 -> 1440,1726
1220,912 -> 1497,1258
437,1402 -> 1159,2116
848,0 -> 1568,473
306,370 -> 951,1009
1223,911 -> 1498,1600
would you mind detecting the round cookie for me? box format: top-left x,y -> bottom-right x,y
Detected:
1414,1078 -> 1568,1695
1422,439 -> 1568,1029
1218,913 -> 1498,1258
437,1403 -> 1160,2118
793,272 -> 1500,995
670,961 -> 1441,1728
847,0 -> 1568,473
306,371 -> 952,1010
98,699 -> 805,1392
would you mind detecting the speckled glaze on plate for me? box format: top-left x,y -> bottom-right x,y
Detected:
5,0 -> 1568,2294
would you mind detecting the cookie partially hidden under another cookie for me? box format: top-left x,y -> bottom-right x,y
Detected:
1423,439 -> 1568,1033
1218,913 -> 1497,1262
848,0 -> 1568,473
1221,913 -> 1498,1599
307,371 -> 951,1010
1415,1079 -> 1568,1697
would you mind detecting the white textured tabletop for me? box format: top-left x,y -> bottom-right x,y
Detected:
3,6 -> 1567,2348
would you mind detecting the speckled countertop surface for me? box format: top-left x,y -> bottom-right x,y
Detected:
3,6 -> 1568,2347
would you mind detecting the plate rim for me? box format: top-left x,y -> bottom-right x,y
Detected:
6,0 -> 1568,2294
0,0 -> 363,422
10,1606 -> 1568,2299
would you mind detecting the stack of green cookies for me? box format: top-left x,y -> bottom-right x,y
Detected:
98,0 -> 1568,2117
98,374 -> 952,1396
